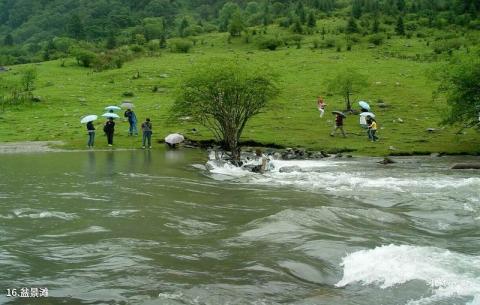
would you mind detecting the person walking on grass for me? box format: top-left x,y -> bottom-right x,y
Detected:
141,118 -> 153,149
317,96 -> 326,118
124,108 -> 138,136
86,121 -> 95,148
104,117 -> 115,146
367,116 -> 378,142
330,113 -> 346,137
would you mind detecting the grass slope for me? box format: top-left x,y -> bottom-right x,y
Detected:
0,31 -> 479,156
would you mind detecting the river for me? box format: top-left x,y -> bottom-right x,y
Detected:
0,150 -> 479,305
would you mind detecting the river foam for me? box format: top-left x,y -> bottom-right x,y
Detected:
336,244 -> 480,305
205,158 -> 480,207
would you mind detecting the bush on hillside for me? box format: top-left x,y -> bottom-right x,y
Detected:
168,39 -> 193,53
368,34 -> 385,46
256,35 -> 283,51
74,48 -> 97,67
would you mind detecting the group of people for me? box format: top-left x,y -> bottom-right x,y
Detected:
317,96 -> 379,142
86,108 -> 153,149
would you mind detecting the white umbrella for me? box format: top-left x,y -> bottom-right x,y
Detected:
121,101 -> 135,109
102,112 -> 120,119
105,106 -> 121,111
359,112 -> 375,118
165,133 -> 184,144
359,101 -> 371,111
80,115 -> 98,124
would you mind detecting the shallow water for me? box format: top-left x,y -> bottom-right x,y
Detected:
0,150 -> 479,305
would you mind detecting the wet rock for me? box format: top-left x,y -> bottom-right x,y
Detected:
335,153 -> 343,158
378,157 -> 396,165
279,166 -> 302,173
320,151 -> 330,158
346,154 -> 353,158
451,163 -> 480,170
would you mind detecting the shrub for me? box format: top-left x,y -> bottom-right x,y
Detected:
368,34 -> 385,46
168,39 -> 193,53
256,35 -> 283,51
320,38 -> 336,49
74,49 -> 97,67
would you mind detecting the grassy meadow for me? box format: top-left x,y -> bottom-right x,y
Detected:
1,27 -> 479,156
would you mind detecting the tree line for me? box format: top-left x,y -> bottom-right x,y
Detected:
0,0 -> 479,65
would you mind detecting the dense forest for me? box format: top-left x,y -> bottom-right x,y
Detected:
0,0 -> 479,65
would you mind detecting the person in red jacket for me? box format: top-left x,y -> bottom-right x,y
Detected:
330,113 -> 346,137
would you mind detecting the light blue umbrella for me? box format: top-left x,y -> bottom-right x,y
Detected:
359,101 -> 371,111
102,112 -> 120,119
105,106 -> 121,112
80,115 -> 98,124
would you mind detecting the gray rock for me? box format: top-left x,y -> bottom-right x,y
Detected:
451,163 -> 480,170
335,153 -> 343,158
378,157 -> 396,165
279,166 -> 302,173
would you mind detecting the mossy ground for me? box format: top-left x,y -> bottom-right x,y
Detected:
0,29 -> 479,156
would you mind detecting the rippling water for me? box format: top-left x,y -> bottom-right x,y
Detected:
0,150 -> 479,305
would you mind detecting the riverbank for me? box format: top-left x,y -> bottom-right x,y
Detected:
1,37 -> 479,155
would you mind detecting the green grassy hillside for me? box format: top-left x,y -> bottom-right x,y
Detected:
0,31 -> 479,156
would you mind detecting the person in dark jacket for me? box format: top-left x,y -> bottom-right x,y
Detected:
330,113 -> 346,137
141,118 -> 153,149
104,118 -> 115,146
124,109 -> 138,136
86,121 -> 95,148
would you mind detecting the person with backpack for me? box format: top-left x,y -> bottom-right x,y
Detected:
124,108 -> 138,136
141,118 -> 153,149
86,121 -> 95,148
104,118 -> 115,146
330,113 -> 346,137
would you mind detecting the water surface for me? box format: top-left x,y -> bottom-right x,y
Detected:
0,150 -> 479,305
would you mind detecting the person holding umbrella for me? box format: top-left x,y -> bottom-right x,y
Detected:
104,117 -> 115,146
87,121 -> 95,148
330,111 -> 347,137
124,108 -> 138,136
141,118 -> 153,149
81,115 -> 98,149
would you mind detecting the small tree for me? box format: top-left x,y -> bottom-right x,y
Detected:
434,55 -> 480,129
396,16 -> 405,35
4,33 -> 14,46
21,68 -> 37,92
307,11 -> 316,28
346,17 -> 359,34
228,11 -> 244,36
172,60 -> 278,160
327,69 -> 368,112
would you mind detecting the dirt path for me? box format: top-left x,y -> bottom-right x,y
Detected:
0,141 -> 64,154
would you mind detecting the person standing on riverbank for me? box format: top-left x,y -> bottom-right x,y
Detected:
141,118 -> 152,149
86,121 -> 95,148
317,97 -> 326,118
368,116 -> 378,142
124,108 -> 138,136
104,118 -> 115,146
330,113 -> 346,137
